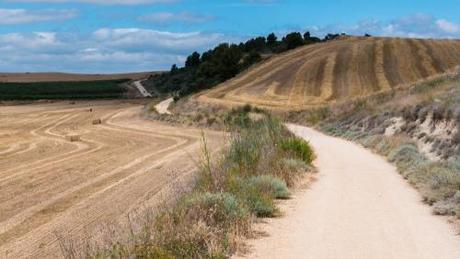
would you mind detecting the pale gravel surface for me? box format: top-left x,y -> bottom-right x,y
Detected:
133,80 -> 152,97
155,97 -> 173,114
242,124 -> 460,259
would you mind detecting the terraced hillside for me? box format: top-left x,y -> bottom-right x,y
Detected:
197,37 -> 460,109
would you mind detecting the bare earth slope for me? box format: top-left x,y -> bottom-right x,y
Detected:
198,37 -> 460,109
242,124 -> 460,259
0,101 -> 222,258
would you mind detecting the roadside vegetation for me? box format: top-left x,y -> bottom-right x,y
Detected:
61,106 -> 315,258
143,31 -> 343,98
0,79 -> 129,100
303,70 -> 460,218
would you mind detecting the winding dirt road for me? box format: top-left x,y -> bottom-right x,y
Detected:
0,100 -> 222,258
243,124 -> 460,259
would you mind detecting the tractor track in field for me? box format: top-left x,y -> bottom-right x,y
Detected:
196,37 -> 460,109
0,100 -> 223,258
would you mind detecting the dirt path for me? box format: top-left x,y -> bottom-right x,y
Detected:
155,97 -> 173,114
133,80 -> 152,97
0,101 -> 222,258
243,124 -> 460,259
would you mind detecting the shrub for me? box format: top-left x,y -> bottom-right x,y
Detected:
280,137 -> 315,164
282,158 -> 310,172
247,175 -> 290,199
239,184 -> 277,217
151,192 -> 251,258
185,192 -> 250,227
227,130 -> 263,174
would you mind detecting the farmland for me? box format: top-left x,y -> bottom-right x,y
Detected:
0,101 -> 222,257
197,37 -> 460,109
0,80 -> 129,100
0,72 -> 153,83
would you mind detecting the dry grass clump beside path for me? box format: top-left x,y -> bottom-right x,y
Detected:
64,107 -> 315,258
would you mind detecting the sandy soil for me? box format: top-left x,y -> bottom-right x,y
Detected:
0,100 -> 223,258
241,124 -> 460,259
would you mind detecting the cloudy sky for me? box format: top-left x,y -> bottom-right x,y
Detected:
0,0 -> 459,73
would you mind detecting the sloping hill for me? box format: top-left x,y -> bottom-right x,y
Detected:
196,37 -> 460,109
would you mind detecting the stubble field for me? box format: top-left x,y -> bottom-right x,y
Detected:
197,37 -> 460,109
0,100 -> 222,258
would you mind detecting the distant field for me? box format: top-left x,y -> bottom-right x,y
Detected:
0,72 -> 154,83
197,36 -> 460,109
0,80 -> 129,100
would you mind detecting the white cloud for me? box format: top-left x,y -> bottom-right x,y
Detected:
0,28 -> 238,73
306,14 -> 460,39
0,8 -> 77,24
436,19 -> 460,34
139,12 -> 214,24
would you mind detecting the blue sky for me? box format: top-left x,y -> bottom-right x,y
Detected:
0,0 -> 459,73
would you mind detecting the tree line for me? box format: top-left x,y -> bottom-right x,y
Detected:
146,31 -> 344,98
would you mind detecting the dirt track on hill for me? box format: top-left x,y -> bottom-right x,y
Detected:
242,124 -> 460,259
0,101 -> 223,258
197,37 -> 460,109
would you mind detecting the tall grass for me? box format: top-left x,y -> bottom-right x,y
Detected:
61,108 -> 314,258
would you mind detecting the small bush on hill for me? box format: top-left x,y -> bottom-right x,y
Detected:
247,175 -> 290,199
280,137 -> 315,164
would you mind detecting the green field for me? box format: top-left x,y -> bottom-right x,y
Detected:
0,79 -> 129,100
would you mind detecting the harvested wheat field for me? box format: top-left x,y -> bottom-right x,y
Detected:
0,101 -> 223,258
197,37 -> 460,109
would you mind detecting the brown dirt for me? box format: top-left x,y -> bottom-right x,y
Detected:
196,37 -> 460,110
0,100 -> 223,258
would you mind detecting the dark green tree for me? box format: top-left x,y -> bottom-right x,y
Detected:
216,44 -> 243,80
244,36 -> 266,52
303,31 -> 311,41
185,51 -> 201,67
283,32 -> 304,50
170,64 -> 178,73
324,33 -> 340,41
242,51 -> 262,68
267,33 -> 277,46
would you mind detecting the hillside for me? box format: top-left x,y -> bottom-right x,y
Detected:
196,37 -> 460,109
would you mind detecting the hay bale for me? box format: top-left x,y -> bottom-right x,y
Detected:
69,135 -> 80,142
92,119 -> 102,125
